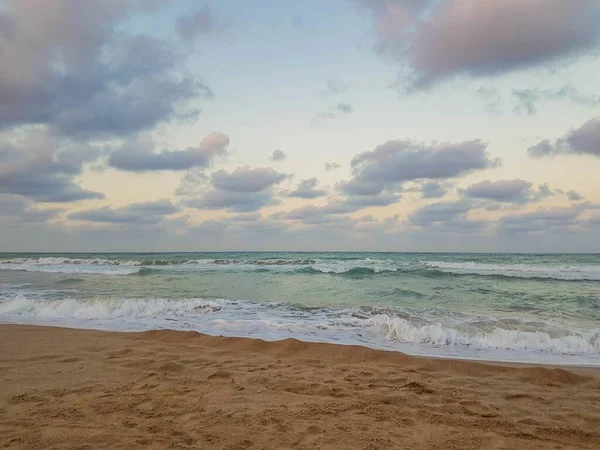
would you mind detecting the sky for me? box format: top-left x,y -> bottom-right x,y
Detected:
1,0 -> 600,252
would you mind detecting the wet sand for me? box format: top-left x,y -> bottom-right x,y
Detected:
1,325 -> 599,449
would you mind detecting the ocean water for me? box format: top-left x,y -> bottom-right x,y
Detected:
1,252 -> 599,366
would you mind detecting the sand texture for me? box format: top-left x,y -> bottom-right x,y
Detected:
1,325 -> 599,449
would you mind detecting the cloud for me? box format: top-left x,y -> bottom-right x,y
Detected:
528,117 -> 600,158
108,132 -> 229,172
0,194 -> 63,223
324,162 -> 342,171
464,179 -> 554,203
287,178 -> 327,199
183,166 -> 289,212
417,181 -> 452,199
336,103 -> 353,113
271,205 -> 355,226
313,103 -> 354,123
356,0 -> 600,89
408,200 -> 474,227
185,190 -> 278,213
273,191 -> 401,227
0,128 -> 105,202
325,78 -> 349,94
211,167 -> 289,193
513,86 -> 600,115
567,190 -> 584,201
270,150 -> 287,162
498,204 -> 591,234
69,200 -> 179,225
176,5 -> 215,40
326,193 -> 401,213
0,0 -> 213,137
341,139 -> 496,196
476,87 -> 504,113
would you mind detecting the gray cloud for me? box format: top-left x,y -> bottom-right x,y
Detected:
211,167 -> 289,193
513,86 -> 600,115
336,103 -> 353,113
0,129 -> 105,202
357,0 -> 600,89
464,179 -> 551,203
176,5 -> 215,40
325,78 -> 349,94
417,181 -> 452,199
69,200 -> 179,225
324,161 -> 342,171
270,150 -> 287,162
313,103 -> 353,123
0,195 -> 63,223
271,205 -> 357,226
567,190 -> 584,201
498,204 -> 591,234
185,189 -> 278,213
341,139 -> 496,196
108,132 -> 229,172
273,191 -> 401,227
288,178 -> 327,199
230,212 -> 262,222
183,166 -> 289,213
0,0 -> 212,137
326,193 -> 401,213
409,200 -> 474,227
528,117 -> 600,158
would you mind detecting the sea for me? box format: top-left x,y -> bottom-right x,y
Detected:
1,252 -> 599,366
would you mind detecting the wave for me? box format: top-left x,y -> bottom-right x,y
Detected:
3,256 -> 600,281
0,259 -> 142,275
0,257 -> 399,275
420,261 -> 600,281
370,315 -> 600,355
0,295 -> 223,319
1,295 -> 598,356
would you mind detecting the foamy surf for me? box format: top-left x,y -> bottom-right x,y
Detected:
2,251 -> 599,365
420,261 -> 600,281
0,257 -> 399,275
0,260 -> 142,275
1,295 -> 598,364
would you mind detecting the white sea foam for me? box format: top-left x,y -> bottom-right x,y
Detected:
2,295 -> 598,357
0,295 -> 223,319
0,260 -> 141,275
369,315 -> 600,354
0,257 -> 399,275
310,258 -> 398,274
420,261 -> 600,281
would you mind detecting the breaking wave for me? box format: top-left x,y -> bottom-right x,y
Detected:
0,295 -> 223,319
370,315 -> 600,355
1,295 -> 598,356
2,257 -> 599,281
419,261 -> 600,281
0,257 -> 399,275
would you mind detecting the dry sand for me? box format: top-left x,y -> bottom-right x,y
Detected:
0,325 -> 599,449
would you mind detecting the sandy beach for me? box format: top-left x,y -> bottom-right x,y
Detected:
0,325 -> 599,449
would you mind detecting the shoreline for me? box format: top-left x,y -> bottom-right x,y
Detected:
2,322 -> 599,369
1,324 -> 600,449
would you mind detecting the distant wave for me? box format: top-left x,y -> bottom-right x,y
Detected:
1,295 -> 598,355
0,258 -> 142,275
0,257 -> 399,276
3,257 -> 600,281
419,261 -> 600,281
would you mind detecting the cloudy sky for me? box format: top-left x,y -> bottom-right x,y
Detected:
1,0 -> 599,252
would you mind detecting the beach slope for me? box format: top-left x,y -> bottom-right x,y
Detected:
1,325 -> 599,449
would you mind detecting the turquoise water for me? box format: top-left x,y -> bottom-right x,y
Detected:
1,252 -> 599,365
